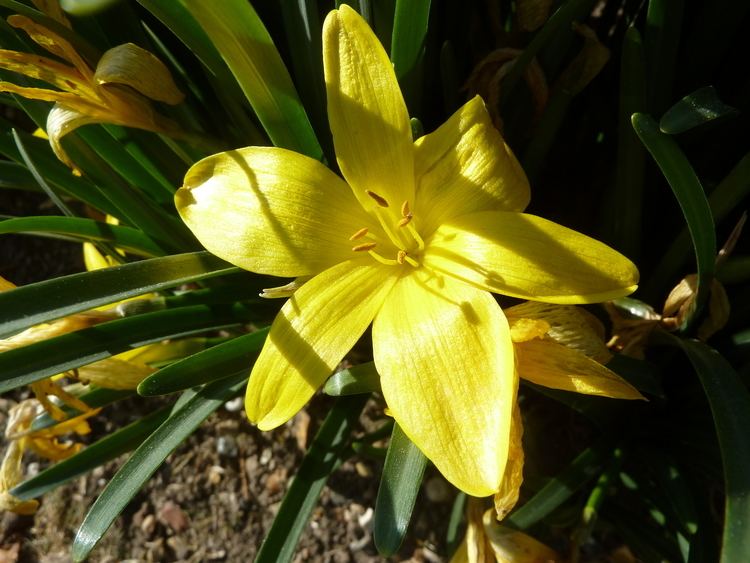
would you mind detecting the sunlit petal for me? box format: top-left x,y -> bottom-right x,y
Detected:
46,103 -> 104,172
516,338 -> 644,399
494,405 -> 524,520
323,5 -> 414,212
0,49 -> 95,97
246,260 -> 397,430
483,510 -> 561,562
425,211 -> 639,304
95,43 -> 184,105
373,270 -> 516,496
415,96 -> 530,235
177,147 -> 374,277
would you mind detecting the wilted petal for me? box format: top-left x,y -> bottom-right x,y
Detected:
323,5 -> 414,212
95,43 -> 184,105
246,260 -> 397,430
373,270 -> 516,497
0,49 -> 95,97
483,511 -> 561,562
177,147 -> 374,277
75,357 -> 155,390
46,103 -> 106,171
516,338 -> 644,399
0,441 -> 39,515
494,405 -> 524,520
425,211 -> 639,304
415,96 -> 530,235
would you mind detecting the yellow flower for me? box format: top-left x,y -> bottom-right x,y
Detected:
0,14 -> 184,171
175,6 -> 638,496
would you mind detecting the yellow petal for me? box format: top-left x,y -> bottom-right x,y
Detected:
506,302 -> 611,363
415,96 -> 530,236
425,211 -> 639,304
0,49 -> 96,97
323,5 -> 414,213
246,260 -> 396,430
450,498 -> 495,563
0,441 -> 39,515
95,43 -> 184,105
494,405 -> 524,520
75,357 -> 155,390
0,275 -> 15,291
46,103 -> 107,171
177,147 -> 373,277
83,241 -> 114,271
30,0 -> 72,27
516,338 -> 644,399
373,270 -> 516,496
8,15 -> 92,80
483,511 -> 561,562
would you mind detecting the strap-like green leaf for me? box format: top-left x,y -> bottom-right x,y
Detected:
255,395 -> 368,563
323,362 -> 380,396
660,86 -> 739,134
0,216 -> 164,257
373,423 -> 428,556
0,251 -> 236,338
183,0 -> 322,159
11,406 -> 169,500
678,339 -> 750,563
71,374 -> 247,561
0,304 -> 253,393
138,327 -> 269,396
390,0 -> 431,110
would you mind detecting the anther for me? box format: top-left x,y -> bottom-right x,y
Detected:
397,250 -> 407,264
352,242 -> 377,252
366,190 -> 389,208
349,227 -> 369,241
401,200 -> 411,217
398,216 -> 412,227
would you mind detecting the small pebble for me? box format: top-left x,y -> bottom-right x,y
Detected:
224,397 -> 243,412
259,447 -> 272,465
140,514 -> 156,536
216,435 -> 238,458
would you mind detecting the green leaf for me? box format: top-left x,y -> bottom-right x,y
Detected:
255,395 -> 368,563
0,251 -> 236,338
71,374 -> 247,562
660,86 -> 739,134
11,406 -> 169,500
644,0 -> 683,114
182,0 -> 322,159
390,0 -> 430,110
678,339 -> 750,563
323,362 -> 380,396
0,304 -> 253,393
632,112 -> 716,326
508,445 -> 605,529
0,216 -> 164,257
374,423 -> 428,556
137,328 -> 269,396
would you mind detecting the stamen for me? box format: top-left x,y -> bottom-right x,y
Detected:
401,200 -> 411,217
404,255 -> 419,268
372,207 -> 409,249
368,250 -> 399,266
366,190 -> 389,208
349,227 -> 369,241
352,242 -> 377,252
398,215 -> 412,227
397,250 -> 407,264
407,223 -> 425,250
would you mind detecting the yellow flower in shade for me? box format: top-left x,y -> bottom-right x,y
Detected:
175,5 -> 638,496
0,14 -> 184,171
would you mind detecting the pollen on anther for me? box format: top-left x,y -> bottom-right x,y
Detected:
397,250 -> 407,264
366,190 -> 389,208
398,216 -> 412,227
352,242 -> 377,252
349,227 -> 369,241
401,200 -> 411,217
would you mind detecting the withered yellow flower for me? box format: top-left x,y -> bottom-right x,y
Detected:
0,14 -> 184,171
175,6 -> 638,496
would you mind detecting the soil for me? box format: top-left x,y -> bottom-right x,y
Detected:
0,191 -> 455,563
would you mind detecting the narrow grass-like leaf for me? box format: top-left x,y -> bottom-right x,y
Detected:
644,0 -> 683,114
71,373 -> 247,562
632,112 -> 716,324
138,328 -> 269,396
255,395 -> 368,563
11,406 -> 169,500
0,251 -> 236,338
183,0 -> 322,159
390,0 -> 430,110
609,26 -> 646,259
678,339 -> 750,563
660,86 -> 739,134
508,445 -> 605,529
0,304 -> 254,393
0,161 -> 38,191
323,362 -> 380,396
0,216 -> 163,257
374,423 -> 428,556
445,492 -> 466,557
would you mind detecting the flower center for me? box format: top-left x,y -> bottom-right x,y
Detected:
349,190 -> 424,267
